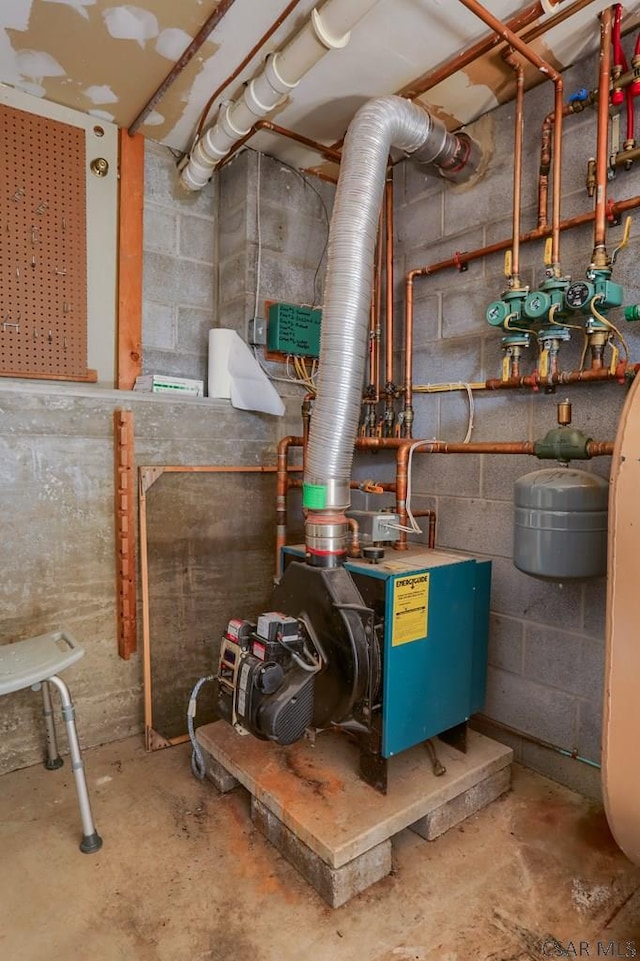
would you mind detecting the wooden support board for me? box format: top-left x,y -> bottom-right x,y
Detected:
114,409 -> 137,659
117,131 -> 143,390
604,372 -> 640,865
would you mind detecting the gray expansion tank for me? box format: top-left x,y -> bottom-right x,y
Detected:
513,467 -> 609,580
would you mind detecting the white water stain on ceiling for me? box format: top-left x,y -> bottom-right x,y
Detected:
1,0 -> 640,170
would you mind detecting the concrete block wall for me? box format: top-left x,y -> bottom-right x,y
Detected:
0,382 -> 283,774
142,141 -> 218,387
217,149 -> 333,339
388,52 -> 640,798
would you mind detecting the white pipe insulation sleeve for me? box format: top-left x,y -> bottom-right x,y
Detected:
303,96 -> 480,520
180,0 -> 381,192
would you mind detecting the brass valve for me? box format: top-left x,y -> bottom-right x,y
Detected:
557,399 -> 572,426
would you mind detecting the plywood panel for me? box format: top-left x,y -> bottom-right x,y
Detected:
0,103 -> 88,379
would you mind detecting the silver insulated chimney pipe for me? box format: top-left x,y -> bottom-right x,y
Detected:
303,95 -> 481,566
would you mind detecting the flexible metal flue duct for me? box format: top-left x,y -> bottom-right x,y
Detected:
303,95 -> 480,565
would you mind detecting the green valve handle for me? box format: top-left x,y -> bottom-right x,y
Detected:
624,304 -> 640,322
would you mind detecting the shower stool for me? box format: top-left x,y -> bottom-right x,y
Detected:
0,629 -> 103,853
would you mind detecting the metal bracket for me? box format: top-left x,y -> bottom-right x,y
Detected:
145,726 -> 174,752
607,198 -> 621,226
139,466 -> 164,495
453,250 -> 469,272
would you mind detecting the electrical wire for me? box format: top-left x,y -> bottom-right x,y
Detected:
187,674 -> 216,780
389,391 -> 476,539
251,150 -> 330,307
578,332 -> 590,371
504,311 -> 535,336
253,346 -> 317,391
254,151 -> 262,321
413,381 -> 486,393
590,295 -> 630,360
548,302 -> 583,332
462,382 -> 475,444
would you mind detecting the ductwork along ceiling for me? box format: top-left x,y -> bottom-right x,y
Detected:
2,0 -> 640,175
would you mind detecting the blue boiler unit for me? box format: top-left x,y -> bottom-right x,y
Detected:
215,544 -> 491,793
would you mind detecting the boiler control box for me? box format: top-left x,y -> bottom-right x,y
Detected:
267,302 -> 322,358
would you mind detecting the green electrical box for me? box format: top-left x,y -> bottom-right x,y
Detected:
267,302 -> 322,358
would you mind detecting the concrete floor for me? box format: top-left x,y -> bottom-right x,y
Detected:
1,736 -> 640,961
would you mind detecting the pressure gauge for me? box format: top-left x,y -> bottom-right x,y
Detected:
565,281 -> 592,310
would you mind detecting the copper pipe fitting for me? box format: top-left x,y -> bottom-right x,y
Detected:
505,49 -> 525,285
275,435 -> 303,578
385,177 -> 395,385
457,0 -> 564,271
593,7 -> 614,266
347,517 -> 362,558
485,365 -> 637,390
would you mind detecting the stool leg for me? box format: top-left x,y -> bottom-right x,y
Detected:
47,675 -> 103,854
41,682 -> 63,770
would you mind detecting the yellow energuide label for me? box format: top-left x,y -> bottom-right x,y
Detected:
391,572 -> 430,646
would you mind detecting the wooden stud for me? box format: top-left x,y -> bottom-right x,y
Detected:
114,410 -> 137,659
117,131 -> 144,390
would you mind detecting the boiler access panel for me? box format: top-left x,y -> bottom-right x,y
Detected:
347,548 -> 491,758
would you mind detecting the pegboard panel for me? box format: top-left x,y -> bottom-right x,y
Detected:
0,103 -> 88,379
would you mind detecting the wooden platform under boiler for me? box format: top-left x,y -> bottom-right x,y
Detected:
196,721 -> 513,906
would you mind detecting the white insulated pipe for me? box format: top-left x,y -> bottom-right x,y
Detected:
180,0 -> 380,191
303,96 -> 480,564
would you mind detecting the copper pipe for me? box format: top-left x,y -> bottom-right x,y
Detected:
398,0 -> 591,104
550,81 -> 565,271
368,272 -> 377,392
347,517 -> 362,558
303,168 -> 340,185
521,0 -> 596,44
457,0 -> 561,82
128,0 -> 239,135
256,121 -> 342,163
375,211 -> 383,399
505,50 -> 525,286
538,103 -> 577,229
194,0 -> 305,141
411,510 -> 437,550
398,1 -> 546,101
217,118 -> 342,173
485,367 -> 635,390
350,481 -> 397,493
356,436 -> 615,455
276,419 -> 614,563
457,0 -> 564,271
356,434 -> 615,552
385,176 -> 395,384
358,438 -> 537,454
275,435 -> 303,578
404,271 -> 415,436
428,511 -> 436,550
593,6 -> 614,265
408,194 -> 640,282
